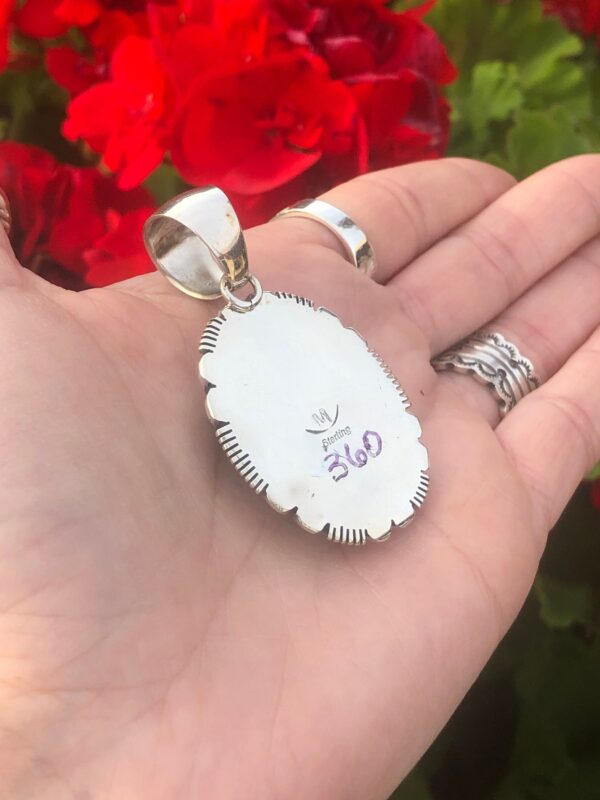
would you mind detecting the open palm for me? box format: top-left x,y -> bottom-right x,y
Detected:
1,157 -> 599,800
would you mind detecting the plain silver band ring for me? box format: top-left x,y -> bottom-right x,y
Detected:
431,330 -> 540,417
273,199 -> 376,277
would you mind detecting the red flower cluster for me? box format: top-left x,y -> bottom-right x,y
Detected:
0,141 -> 154,287
1,0 -> 455,226
544,0 -> 600,40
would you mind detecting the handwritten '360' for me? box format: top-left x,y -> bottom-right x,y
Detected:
324,430 -> 383,482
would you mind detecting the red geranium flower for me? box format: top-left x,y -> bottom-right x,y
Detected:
15,0 -> 171,38
46,166 -> 153,276
47,11 -> 142,94
63,35 -> 172,188
84,207 -> 155,286
171,52 -> 360,193
271,0 -> 455,167
352,70 -> 450,169
148,0 -> 278,87
0,0 -> 13,70
545,0 -> 600,39
272,0 -> 455,83
16,0 -> 174,95
0,142 -> 69,272
13,0 -> 69,38
0,141 -> 154,288
10,0 -> 455,223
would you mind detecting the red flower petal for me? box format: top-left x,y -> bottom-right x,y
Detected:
63,36 -> 170,186
47,167 -> 152,271
84,208 -> 154,286
545,0 -> 600,38
352,72 -> 448,169
172,53 -> 358,193
0,0 -> 13,68
14,0 -> 70,38
89,9 -> 143,52
55,0 -> 102,27
63,82 -> 130,143
47,47 -> 108,95
0,142 -> 154,286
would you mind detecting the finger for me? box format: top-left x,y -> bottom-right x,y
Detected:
389,154 -> 600,352
497,325 -> 600,537
269,158 -> 515,283
435,234 -> 600,424
122,158 -> 513,313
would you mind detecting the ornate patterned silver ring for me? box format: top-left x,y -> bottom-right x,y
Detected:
0,188 -> 11,235
431,331 -> 540,417
273,198 -> 376,277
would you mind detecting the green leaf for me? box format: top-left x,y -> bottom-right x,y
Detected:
495,706 -> 586,800
144,164 -> 189,206
466,61 -> 522,147
526,60 -> 590,117
0,70 -> 37,140
515,23 -> 582,89
519,631 -> 600,737
492,628 -> 600,799
392,0 -> 430,10
587,462 -> 600,481
390,774 -> 433,800
430,0 -> 600,175
535,575 -> 593,630
506,108 -> 590,178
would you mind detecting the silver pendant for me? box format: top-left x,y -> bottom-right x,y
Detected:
145,187 -> 429,544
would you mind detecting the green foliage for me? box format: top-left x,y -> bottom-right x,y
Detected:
389,3 -> 600,798
497,623 -> 600,799
588,462 -> 600,480
0,66 -> 80,162
535,575 -> 593,630
505,107 -> 590,176
390,488 -> 600,800
392,775 -> 433,800
144,164 -> 190,205
427,0 -> 600,177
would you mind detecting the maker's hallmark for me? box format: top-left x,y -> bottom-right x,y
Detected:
306,406 -> 339,434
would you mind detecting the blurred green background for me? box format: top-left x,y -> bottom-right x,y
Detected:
392,487 -> 600,800
391,1 -> 600,797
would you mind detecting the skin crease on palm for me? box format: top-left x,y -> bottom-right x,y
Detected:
0,156 -> 599,800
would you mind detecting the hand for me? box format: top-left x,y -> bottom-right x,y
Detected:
1,156 -> 599,800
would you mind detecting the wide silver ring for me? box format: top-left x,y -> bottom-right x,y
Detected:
431,330 -> 540,417
273,199 -> 376,277
144,186 -> 248,300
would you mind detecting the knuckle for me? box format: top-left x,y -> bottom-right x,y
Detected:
445,156 -> 516,188
551,156 -> 600,226
355,169 -> 429,239
553,152 -> 600,177
540,392 -> 599,469
498,317 -> 559,381
452,220 -> 525,303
